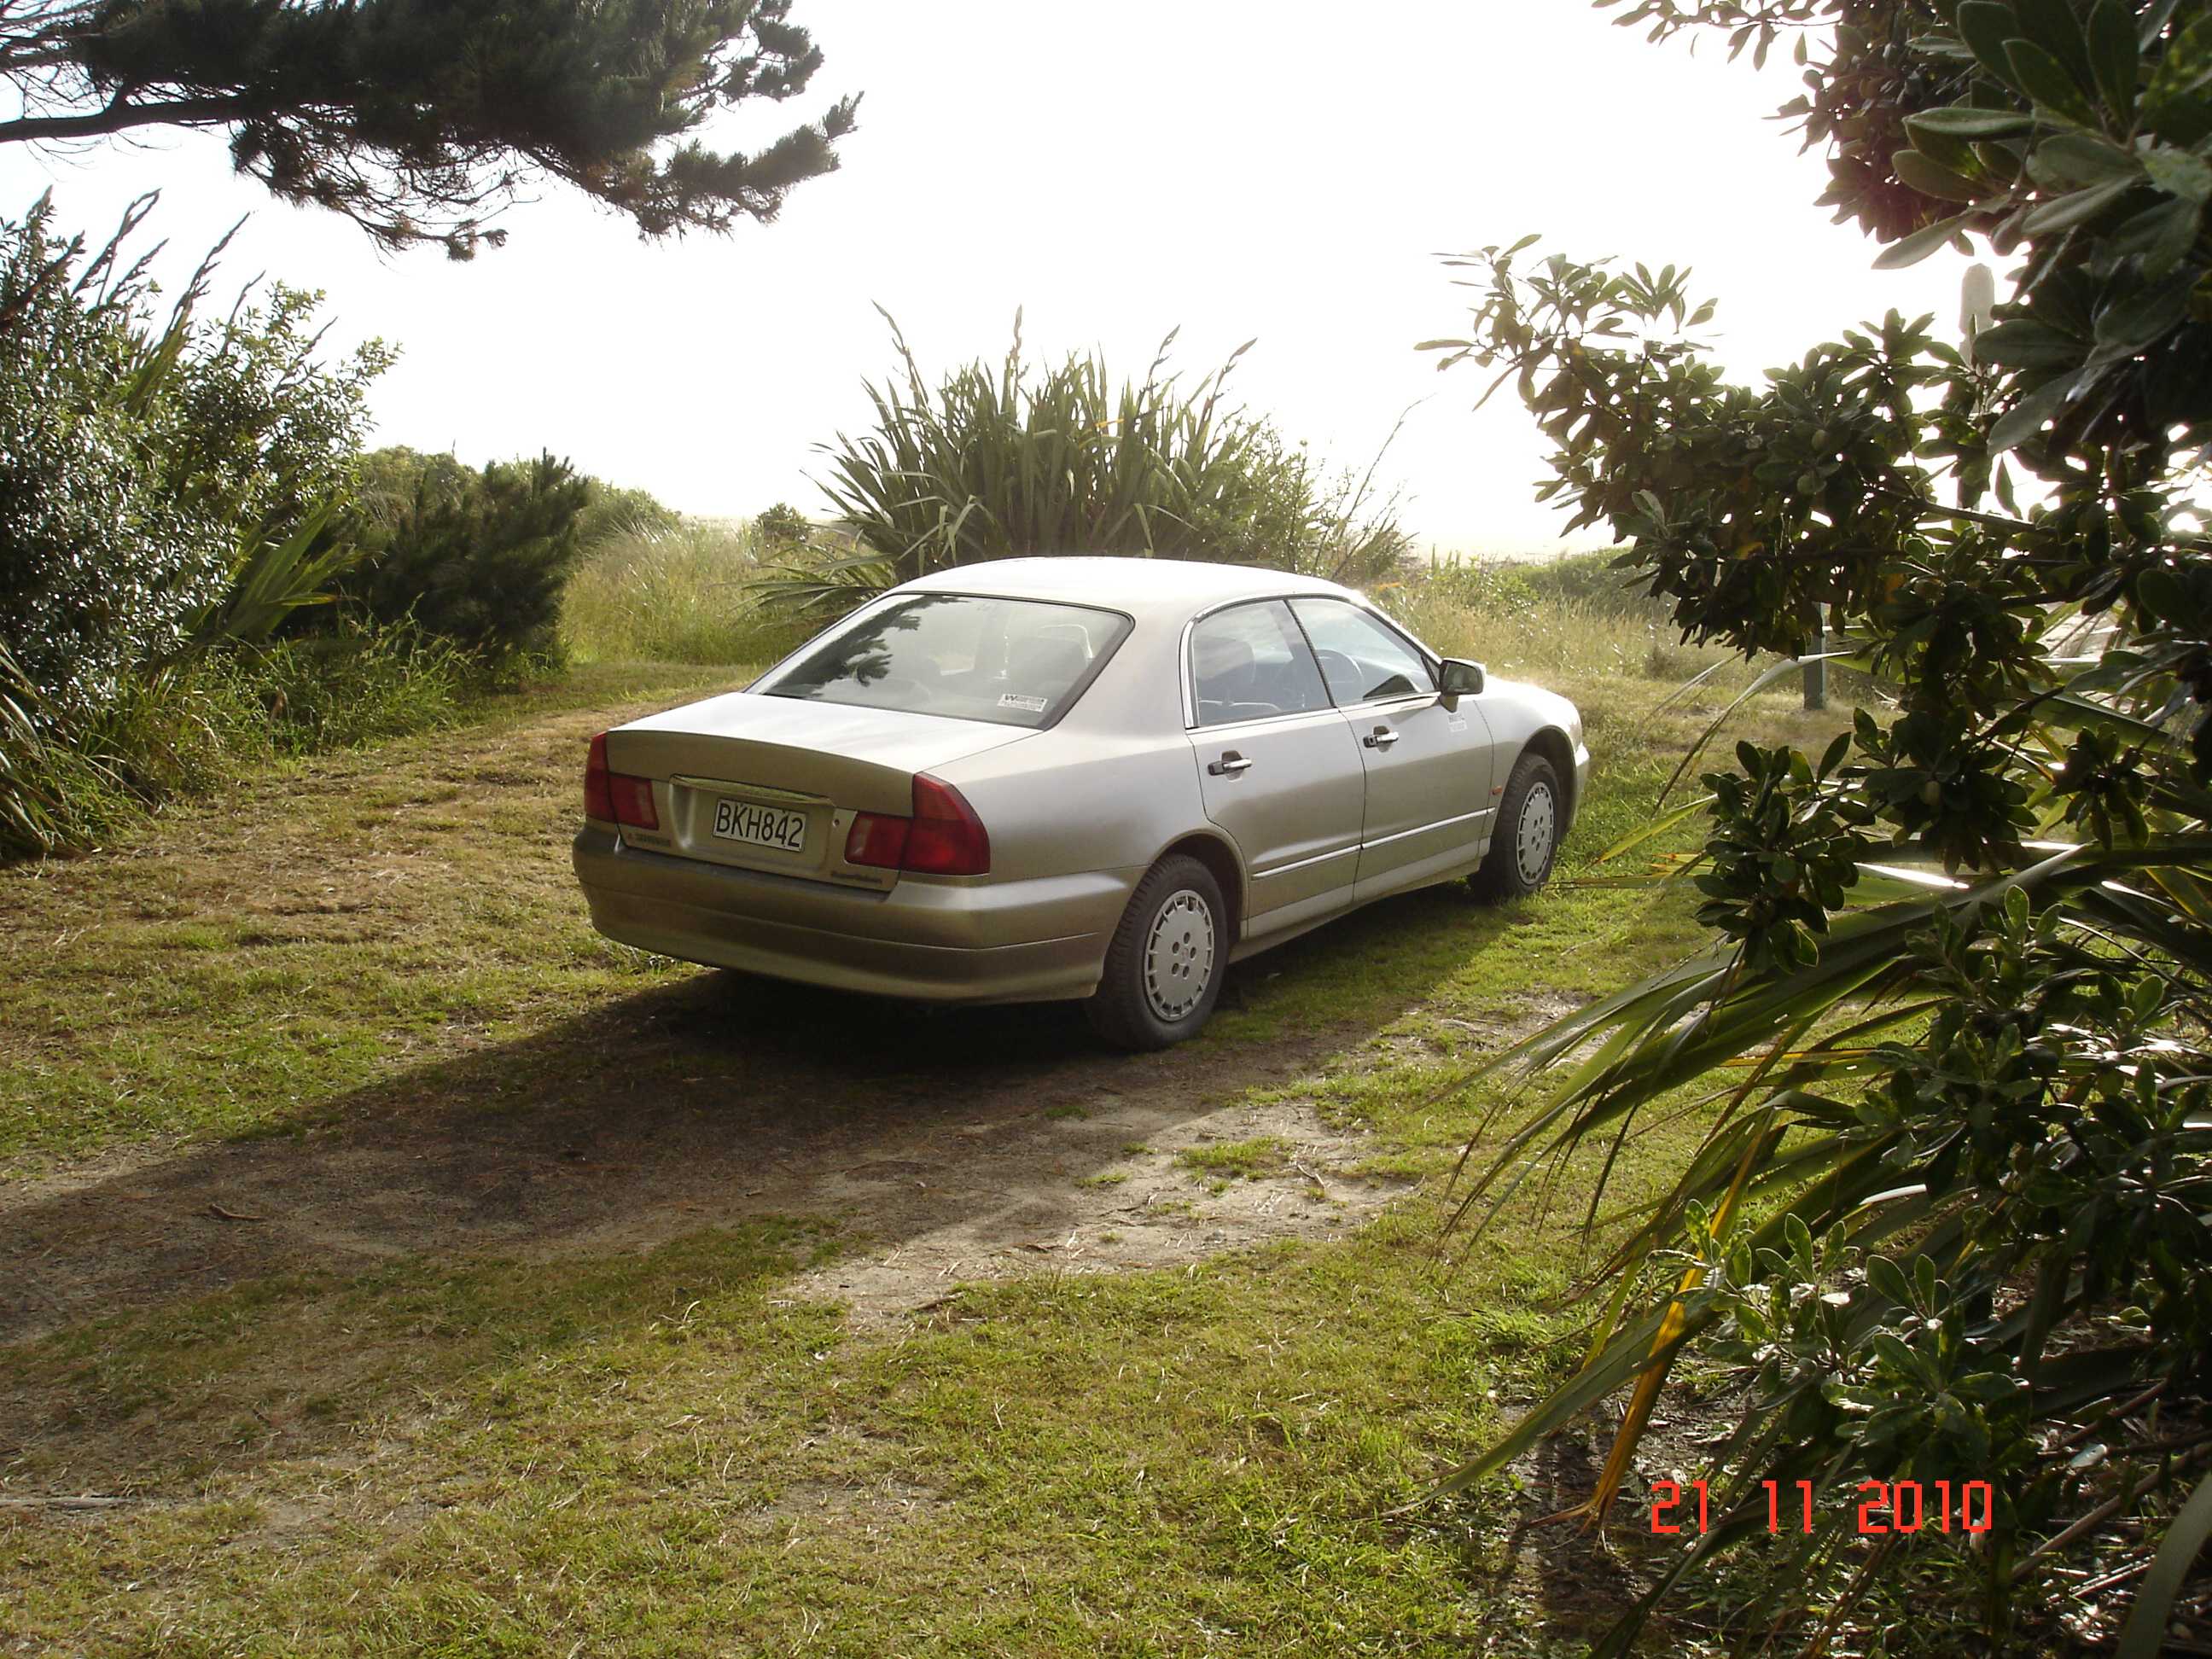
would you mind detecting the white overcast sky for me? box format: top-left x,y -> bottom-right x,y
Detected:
0,0 -> 1977,556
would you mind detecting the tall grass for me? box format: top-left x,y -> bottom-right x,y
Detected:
560,527 -> 1772,695
561,518 -> 806,667
226,620 -> 474,754
1386,557 -> 1738,688
1407,550 -> 1894,713
0,625 -> 480,859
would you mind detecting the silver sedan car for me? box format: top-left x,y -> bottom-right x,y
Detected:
575,557 -> 1589,1049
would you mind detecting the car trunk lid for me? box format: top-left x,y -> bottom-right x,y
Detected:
604,693 -> 1033,887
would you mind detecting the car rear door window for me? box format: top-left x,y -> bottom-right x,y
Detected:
1287,598 -> 1437,705
754,593 -> 1131,728
1190,601 -> 1331,725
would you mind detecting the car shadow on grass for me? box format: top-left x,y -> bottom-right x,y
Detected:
0,882 -> 1524,1492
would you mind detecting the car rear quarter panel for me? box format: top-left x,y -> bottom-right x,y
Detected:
928,626 -> 1208,931
934,730 -> 1202,887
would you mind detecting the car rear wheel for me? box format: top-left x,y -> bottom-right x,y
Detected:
1471,752 -> 1562,902
1085,854 -> 1227,1051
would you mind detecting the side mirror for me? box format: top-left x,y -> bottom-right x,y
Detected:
1439,658 -> 1486,698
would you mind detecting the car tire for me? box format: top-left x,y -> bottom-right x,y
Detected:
1471,751 -> 1563,902
1084,854 -> 1228,1051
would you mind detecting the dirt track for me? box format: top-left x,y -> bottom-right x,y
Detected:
0,690 -> 1466,1351
0,966 -> 1419,1348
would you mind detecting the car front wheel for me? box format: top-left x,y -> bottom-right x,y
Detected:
1471,752 -> 1563,901
1085,853 -> 1227,1051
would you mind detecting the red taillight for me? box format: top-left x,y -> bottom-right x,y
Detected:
904,774 -> 990,875
841,775 -> 989,876
585,731 -> 658,830
844,812 -> 911,870
609,774 -> 658,830
585,731 -> 614,822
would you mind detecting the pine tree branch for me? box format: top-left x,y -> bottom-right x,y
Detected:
0,93 -> 248,143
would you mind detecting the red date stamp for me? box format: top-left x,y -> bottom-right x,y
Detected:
1648,1477 -> 1995,1535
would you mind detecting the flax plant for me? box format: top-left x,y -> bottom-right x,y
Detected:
765,310 -> 1411,616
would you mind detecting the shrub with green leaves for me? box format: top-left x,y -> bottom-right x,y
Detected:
341,447 -> 591,659
0,193 -> 403,857
1,210 -> 207,707
1427,2 -> 2212,1651
754,502 -> 810,548
0,195 -> 503,859
0,194 -> 386,712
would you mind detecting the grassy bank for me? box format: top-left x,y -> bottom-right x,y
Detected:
0,608 -> 1855,1653
2,624 -> 538,862
561,518 -> 811,667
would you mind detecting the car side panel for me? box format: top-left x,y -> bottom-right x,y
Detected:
1342,695 -> 1497,900
1186,709 -> 1365,938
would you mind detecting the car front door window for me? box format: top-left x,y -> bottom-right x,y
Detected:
1285,599 -> 1435,706
1185,599 -> 1365,936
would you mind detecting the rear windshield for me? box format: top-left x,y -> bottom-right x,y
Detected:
754,593 -> 1132,729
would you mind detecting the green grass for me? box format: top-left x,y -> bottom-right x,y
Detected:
0,619 -> 533,861
0,1220 -> 1597,1655
0,660 -> 743,1167
0,627 -> 1858,1656
1176,1136 -> 1292,1180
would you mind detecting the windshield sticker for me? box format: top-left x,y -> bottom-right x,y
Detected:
998,692 -> 1049,712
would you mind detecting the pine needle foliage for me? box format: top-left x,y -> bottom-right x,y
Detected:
0,0 -> 856,258
339,448 -> 593,661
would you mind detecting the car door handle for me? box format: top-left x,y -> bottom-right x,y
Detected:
1363,725 -> 1399,749
1207,751 -> 1253,776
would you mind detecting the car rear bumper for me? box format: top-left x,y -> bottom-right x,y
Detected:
573,827 -> 1132,1004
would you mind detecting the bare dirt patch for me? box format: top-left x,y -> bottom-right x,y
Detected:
786,1084 -> 1404,1330
0,969 -> 1406,1350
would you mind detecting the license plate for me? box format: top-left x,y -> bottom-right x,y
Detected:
711,796 -> 809,855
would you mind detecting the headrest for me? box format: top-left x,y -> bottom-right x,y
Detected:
1193,633 -> 1254,683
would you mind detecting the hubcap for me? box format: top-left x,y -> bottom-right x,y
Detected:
1142,888 -> 1215,1022
1516,782 -> 1557,885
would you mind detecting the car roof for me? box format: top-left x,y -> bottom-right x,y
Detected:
898,556 -> 1364,621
